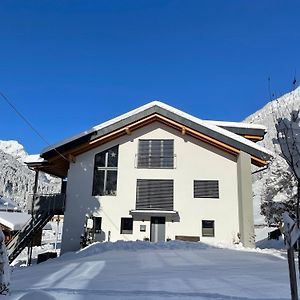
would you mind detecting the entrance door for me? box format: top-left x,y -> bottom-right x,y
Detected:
150,217 -> 165,242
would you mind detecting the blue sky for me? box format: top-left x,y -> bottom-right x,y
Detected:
0,1 -> 300,154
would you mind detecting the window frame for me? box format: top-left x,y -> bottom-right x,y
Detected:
92,145 -> 119,196
202,220 -> 215,237
194,180 -> 219,199
120,217 -> 133,234
93,216 -> 102,234
136,179 -> 174,211
137,139 -> 174,169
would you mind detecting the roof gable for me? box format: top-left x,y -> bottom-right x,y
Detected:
28,101 -> 273,177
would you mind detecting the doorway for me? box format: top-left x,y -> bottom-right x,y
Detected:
150,217 -> 166,242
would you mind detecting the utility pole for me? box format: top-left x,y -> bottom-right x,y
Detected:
27,170 -> 39,266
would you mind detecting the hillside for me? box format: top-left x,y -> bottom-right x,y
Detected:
245,86 -> 300,225
0,140 -> 60,210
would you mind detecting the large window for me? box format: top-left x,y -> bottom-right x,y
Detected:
120,217 -> 133,234
202,220 -> 215,237
194,180 -> 219,198
136,179 -> 174,211
92,145 -> 119,196
137,139 -> 174,168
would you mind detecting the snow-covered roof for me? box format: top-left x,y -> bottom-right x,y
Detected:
205,120 -> 267,131
35,101 -> 274,177
42,101 -> 273,158
0,211 -> 30,231
42,101 -> 169,153
24,154 -> 45,164
0,196 -> 20,212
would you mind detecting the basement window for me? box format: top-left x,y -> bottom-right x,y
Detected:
92,145 -> 119,196
93,217 -> 102,233
202,220 -> 215,237
120,218 -> 133,234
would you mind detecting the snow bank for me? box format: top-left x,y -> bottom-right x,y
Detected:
75,240 -> 210,258
18,290 -> 56,300
67,240 -> 286,261
9,240 -> 291,300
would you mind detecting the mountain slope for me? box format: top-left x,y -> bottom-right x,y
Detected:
245,86 -> 300,225
0,141 -> 60,210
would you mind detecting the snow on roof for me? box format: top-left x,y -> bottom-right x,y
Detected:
0,196 -> 19,211
24,154 -> 45,164
0,211 -> 30,231
42,101 -> 164,153
42,101 -> 273,158
205,120 -> 267,131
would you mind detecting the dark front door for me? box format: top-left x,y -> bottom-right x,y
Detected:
150,217 -> 165,242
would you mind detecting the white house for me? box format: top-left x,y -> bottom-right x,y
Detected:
26,101 -> 272,254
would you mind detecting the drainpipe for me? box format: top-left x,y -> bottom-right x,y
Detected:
27,169 -> 39,266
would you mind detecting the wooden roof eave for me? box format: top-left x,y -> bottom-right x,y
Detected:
41,113 -> 269,177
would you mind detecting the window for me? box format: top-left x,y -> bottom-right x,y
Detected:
137,139 -> 174,168
120,218 -> 133,234
136,179 -> 174,210
202,220 -> 215,237
92,145 -> 119,196
93,217 -> 102,233
194,180 -> 219,198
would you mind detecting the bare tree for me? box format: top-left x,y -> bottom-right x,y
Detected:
276,109 -> 300,300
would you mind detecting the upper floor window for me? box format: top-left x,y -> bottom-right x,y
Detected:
92,145 -> 119,196
194,180 -> 219,198
137,139 -> 174,169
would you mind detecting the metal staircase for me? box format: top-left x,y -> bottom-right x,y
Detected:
6,193 -> 65,264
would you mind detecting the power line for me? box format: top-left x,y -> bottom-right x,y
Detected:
0,91 -> 70,162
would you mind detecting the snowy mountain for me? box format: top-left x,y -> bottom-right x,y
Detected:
245,86 -> 300,225
0,140 -> 60,210
0,140 -> 28,163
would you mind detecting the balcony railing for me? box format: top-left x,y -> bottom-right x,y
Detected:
135,154 -> 176,169
27,193 -> 66,215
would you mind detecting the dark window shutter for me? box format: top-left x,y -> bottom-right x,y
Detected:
136,179 -> 174,210
194,180 -> 219,198
137,140 -> 174,168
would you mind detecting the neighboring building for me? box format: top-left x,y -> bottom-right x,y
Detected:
26,101 -> 272,254
0,196 -> 21,213
0,211 -> 30,243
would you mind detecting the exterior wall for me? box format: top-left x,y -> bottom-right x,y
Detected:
61,122 -> 241,253
237,151 -> 255,248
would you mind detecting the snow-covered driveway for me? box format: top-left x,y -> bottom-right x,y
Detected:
8,241 -> 292,299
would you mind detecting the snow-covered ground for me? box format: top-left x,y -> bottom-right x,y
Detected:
6,241 -> 293,300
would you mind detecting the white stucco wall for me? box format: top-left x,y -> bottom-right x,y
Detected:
61,122 -> 240,253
